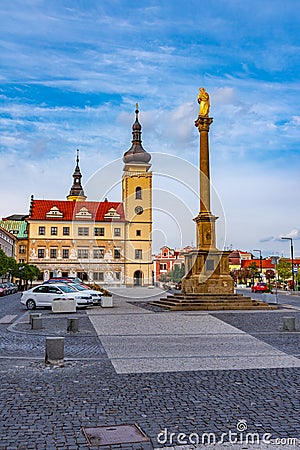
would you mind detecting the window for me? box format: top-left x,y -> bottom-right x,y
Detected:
51,227 -> 57,236
39,226 -> 45,235
48,286 -> 61,294
94,227 -> 105,236
33,285 -> 48,293
62,249 -> 69,259
114,248 -> 121,259
135,186 -> 142,199
135,249 -> 142,259
115,272 -> 121,280
114,228 -> 121,237
78,249 -> 89,259
93,248 -> 104,259
93,272 -> 104,282
78,227 -> 89,236
136,230 -> 141,237
19,259 -> 25,263
63,227 -> 70,236
38,249 -> 45,258
19,245 -> 26,254
50,248 -> 57,259
160,263 -> 167,270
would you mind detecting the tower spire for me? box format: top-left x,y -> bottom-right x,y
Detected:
123,104 -> 151,165
67,149 -> 87,201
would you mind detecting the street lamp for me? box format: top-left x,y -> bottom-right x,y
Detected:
281,237 -> 295,291
253,249 -> 262,278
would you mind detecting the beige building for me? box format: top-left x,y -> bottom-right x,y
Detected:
26,106 -> 153,286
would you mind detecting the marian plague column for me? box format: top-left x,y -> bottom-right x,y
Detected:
182,88 -> 234,295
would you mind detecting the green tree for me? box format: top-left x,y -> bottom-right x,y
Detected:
277,258 -> 292,285
265,269 -> 275,290
0,248 -> 9,278
19,264 -> 41,289
168,264 -> 185,283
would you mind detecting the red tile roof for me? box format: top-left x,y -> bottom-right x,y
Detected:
28,200 -> 126,222
241,259 -> 275,269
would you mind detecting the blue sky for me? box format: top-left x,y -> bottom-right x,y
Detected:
1,0 -> 300,255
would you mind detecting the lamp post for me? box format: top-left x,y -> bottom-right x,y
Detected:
253,249 -> 262,279
281,237 -> 295,291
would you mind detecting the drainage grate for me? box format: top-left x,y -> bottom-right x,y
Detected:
82,423 -> 150,446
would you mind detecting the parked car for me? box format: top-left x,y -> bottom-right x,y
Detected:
67,283 -> 102,305
251,282 -> 268,293
20,283 -> 93,310
0,283 -> 7,297
44,277 -> 83,284
4,282 -> 18,295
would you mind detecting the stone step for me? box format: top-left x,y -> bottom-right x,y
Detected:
151,300 -> 277,311
151,294 -> 278,311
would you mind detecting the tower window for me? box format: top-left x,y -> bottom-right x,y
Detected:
136,230 -> 141,236
135,186 -> 142,199
135,249 -> 142,259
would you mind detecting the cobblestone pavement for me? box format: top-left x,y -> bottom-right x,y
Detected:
1,293 -> 300,449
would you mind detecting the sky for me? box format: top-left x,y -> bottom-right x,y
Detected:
1,0 -> 300,256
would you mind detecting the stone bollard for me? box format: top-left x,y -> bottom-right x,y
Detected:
31,316 -> 42,330
67,318 -> 79,333
283,317 -> 296,331
29,312 -> 41,325
45,337 -> 64,365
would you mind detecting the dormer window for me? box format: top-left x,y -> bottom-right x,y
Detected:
104,208 -> 121,219
46,206 -> 63,218
75,206 -> 92,219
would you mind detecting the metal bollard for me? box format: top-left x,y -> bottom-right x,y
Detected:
29,313 -> 41,325
31,316 -> 42,330
67,318 -> 79,333
283,317 -> 296,331
45,337 -> 64,364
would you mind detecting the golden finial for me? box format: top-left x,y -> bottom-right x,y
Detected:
136,102 -> 139,110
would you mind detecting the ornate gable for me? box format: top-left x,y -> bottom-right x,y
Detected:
75,206 -> 93,219
45,206 -> 64,218
104,207 -> 121,219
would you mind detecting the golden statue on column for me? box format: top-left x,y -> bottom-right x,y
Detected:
198,87 -> 210,117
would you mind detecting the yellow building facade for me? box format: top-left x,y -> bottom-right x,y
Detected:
26,106 -> 153,286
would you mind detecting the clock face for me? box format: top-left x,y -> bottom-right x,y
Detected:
134,206 -> 143,215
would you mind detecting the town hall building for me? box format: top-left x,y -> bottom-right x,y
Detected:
24,106 -> 153,286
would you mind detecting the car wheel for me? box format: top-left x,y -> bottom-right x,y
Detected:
26,299 -> 36,310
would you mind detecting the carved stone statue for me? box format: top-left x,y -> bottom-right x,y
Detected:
198,87 -> 210,117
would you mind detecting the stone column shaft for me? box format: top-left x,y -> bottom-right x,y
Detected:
195,117 -> 213,214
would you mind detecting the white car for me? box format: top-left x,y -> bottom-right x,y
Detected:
20,283 -> 93,310
67,283 -> 102,305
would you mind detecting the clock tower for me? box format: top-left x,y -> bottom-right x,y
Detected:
122,105 -> 152,286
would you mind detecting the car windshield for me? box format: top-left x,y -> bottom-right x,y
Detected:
69,284 -> 86,291
58,285 -> 77,293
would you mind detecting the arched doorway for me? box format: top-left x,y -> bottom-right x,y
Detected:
134,270 -> 143,286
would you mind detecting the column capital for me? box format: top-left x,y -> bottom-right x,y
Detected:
195,116 -> 213,132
